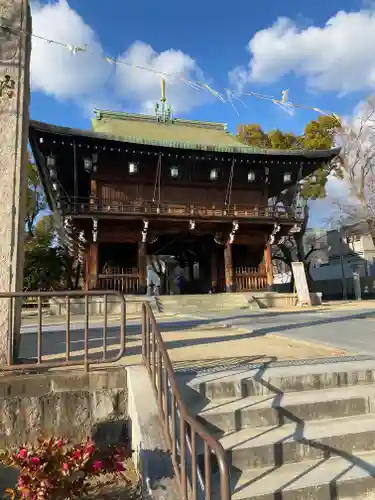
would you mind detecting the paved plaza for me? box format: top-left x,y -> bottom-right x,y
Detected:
18,304 -> 375,368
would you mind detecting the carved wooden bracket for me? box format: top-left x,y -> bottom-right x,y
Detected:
268,223 -> 281,245
78,230 -> 86,264
142,219 -> 149,243
289,223 -> 302,234
228,221 -> 239,244
92,218 -> 98,243
0,74 -> 15,99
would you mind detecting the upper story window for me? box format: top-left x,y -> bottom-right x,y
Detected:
128,162 -> 138,174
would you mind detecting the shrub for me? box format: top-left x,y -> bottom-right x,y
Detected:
2,437 -> 132,499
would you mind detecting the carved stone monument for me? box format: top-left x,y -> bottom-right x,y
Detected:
0,0 -> 31,363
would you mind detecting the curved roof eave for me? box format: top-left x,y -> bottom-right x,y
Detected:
29,120 -> 341,159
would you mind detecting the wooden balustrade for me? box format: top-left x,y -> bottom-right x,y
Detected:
98,268 -> 139,294
234,265 -> 268,291
65,198 -> 302,220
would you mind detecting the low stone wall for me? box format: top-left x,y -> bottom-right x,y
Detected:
0,369 -> 127,447
49,295 -> 155,316
250,292 -> 322,308
126,365 -> 180,499
274,276 -> 375,300
49,291 -> 323,317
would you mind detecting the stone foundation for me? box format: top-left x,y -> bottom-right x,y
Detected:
48,292 -> 322,317
0,368 -> 127,447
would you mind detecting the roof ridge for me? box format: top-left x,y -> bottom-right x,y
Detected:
93,109 -> 228,131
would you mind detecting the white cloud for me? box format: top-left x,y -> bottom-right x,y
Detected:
30,0 -> 112,100
30,0 -> 207,115
115,41 -> 208,114
230,8 -> 375,95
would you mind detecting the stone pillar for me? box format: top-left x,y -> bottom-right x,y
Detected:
224,241 -> 234,292
138,241 -> 147,294
264,243 -> 273,290
0,0 -> 31,363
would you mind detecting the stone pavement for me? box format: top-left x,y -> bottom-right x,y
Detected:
21,297 -> 375,326
43,322 -> 348,372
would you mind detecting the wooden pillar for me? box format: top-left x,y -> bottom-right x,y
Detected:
84,245 -> 90,291
264,243 -> 273,290
138,241 -> 147,294
224,241 -> 234,292
90,179 -> 98,209
88,243 -> 99,289
211,248 -> 218,293
86,218 -> 99,289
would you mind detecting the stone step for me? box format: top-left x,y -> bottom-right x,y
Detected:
216,413 -> 375,470
196,385 -> 375,433
178,359 -> 375,405
220,450 -> 375,500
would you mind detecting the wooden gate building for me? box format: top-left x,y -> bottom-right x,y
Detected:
29,101 -> 339,295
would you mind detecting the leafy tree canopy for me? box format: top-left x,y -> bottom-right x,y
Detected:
236,115 -> 342,290
237,115 -> 341,200
24,158 -> 65,291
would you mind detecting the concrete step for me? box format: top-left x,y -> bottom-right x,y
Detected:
196,385 -> 375,433
217,414 -> 375,470
221,450 -> 375,500
157,293 -> 250,312
178,359 -> 375,405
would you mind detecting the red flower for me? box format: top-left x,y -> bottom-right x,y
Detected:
30,457 -> 41,467
92,460 -> 103,472
72,449 -> 81,460
84,443 -> 95,455
18,449 -> 28,459
62,462 -> 70,471
115,462 -> 124,472
56,439 -> 62,448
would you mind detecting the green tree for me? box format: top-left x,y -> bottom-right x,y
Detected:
23,159 -> 65,291
237,116 -> 341,290
24,238 -> 64,292
268,129 -> 301,150
25,160 -> 48,240
300,115 -> 342,200
237,124 -> 271,148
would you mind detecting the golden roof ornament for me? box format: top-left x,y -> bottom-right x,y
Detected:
155,78 -> 173,123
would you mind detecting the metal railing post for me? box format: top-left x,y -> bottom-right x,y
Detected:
140,302 -> 231,500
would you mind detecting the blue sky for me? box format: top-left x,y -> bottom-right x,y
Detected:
30,0 -> 371,134
29,0 -> 375,226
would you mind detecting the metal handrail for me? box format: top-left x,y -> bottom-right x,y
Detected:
0,290 -> 126,372
141,301 -> 231,500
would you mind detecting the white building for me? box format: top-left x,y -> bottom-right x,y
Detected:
309,222 -> 375,282
273,221 -> 375,298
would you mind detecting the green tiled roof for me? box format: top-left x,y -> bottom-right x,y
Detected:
91,110 -> 263,154
29,113 -> 340,160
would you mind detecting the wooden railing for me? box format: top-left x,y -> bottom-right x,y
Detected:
98,268 -> 139,294
235,265 -> 268,291
64,198 -> 304,221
